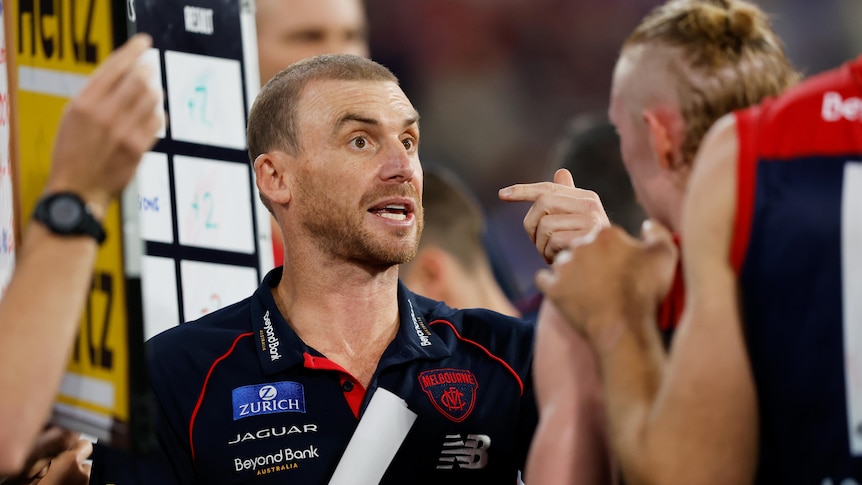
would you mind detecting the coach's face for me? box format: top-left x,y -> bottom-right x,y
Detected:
288,78 -> 424,267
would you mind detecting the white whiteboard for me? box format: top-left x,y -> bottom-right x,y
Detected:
141,255 -> 180,340
164,50 -> 246,150
136,152 -> 174,243
180,259 -> 259,322
130,1 -> 268,334
173,154 -> 255,253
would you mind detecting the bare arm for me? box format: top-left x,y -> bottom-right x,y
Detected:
536,115 -> 758,484
649,114 -> 758,482
526,300 -> 615,485
499,169 -> 610,264
0,34 -> 161,476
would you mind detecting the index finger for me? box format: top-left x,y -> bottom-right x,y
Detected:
80,34 -> 153,99
498,181 -> 563,203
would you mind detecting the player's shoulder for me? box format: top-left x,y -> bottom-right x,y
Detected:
768,63 -> 852,118
741,57 -> 862,157
408,291 -> 535,354
146,296 -> 255,371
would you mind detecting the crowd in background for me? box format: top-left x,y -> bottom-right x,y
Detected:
364,0 -> 862,298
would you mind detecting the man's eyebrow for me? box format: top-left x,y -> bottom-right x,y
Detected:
335,113 -> 379,130
334,113 -> 421,130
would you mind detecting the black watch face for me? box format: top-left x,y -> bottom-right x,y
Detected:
48,195 -> 85,232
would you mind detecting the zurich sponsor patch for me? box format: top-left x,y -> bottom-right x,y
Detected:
418,369 -> 478,422
232,381 -> 306,420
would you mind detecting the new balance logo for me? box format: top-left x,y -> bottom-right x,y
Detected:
436,434 -> 490,470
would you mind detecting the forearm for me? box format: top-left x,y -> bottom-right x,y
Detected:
589,309 -> 755,485
527,398 -> 615,485
0,224 -> 98,474
528,302 -> 616,484
587,312 -> 668,485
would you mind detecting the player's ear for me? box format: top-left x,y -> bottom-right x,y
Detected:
643,110 -> 674,171
401,247 -> 448,300
254,151 -> 293,205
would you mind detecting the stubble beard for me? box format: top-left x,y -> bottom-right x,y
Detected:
295,182 -> 424,267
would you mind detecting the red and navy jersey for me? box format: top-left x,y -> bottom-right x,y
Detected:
95,268 -> 536,484
731,55 -> 862,483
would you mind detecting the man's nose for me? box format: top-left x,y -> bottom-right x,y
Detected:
379,141 -> 415,183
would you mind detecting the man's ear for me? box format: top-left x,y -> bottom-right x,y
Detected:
401,247 -> 449,301
643,110 -> 674,172
254,151 -> 292,205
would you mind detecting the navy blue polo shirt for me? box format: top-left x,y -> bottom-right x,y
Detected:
95,268 -> 537,484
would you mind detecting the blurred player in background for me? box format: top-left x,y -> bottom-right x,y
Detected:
400,166 -> 520,317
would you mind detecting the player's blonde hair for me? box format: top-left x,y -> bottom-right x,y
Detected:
624,0 -> 800,165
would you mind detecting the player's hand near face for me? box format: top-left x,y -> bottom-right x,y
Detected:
535,221 -> 676,343
499,169 -> 610,264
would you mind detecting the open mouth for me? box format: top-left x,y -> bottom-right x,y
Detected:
369,204 -> 410,221
368,196 -> 416,224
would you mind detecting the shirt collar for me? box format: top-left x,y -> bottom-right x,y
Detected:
250,268 -> 305,375
249,269 -> 452,376
386,282 -> 452,365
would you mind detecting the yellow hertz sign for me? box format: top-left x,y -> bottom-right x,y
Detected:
13,1 -> 131,434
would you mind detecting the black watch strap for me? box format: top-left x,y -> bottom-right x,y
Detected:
32,192 -> 107,244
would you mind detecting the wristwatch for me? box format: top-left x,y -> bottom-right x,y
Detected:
32,192 -> 107,244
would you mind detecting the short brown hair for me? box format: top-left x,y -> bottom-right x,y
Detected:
624,0 -> 800,166
419,167 -> 486,271
247,53 -> 398,162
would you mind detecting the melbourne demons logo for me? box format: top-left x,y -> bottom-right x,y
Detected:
418,369 -> 478,422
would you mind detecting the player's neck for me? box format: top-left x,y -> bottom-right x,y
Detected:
277,258 -> 400,321
650,180 -> 685,235
474,284 -> 521,319
666,192 -> 685,234
453,264 -> 520,318
273,257 -> 401,382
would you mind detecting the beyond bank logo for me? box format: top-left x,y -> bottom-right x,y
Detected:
232,381 -> 306,420
261,311 -> 282,362
822,91 -> 862,122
